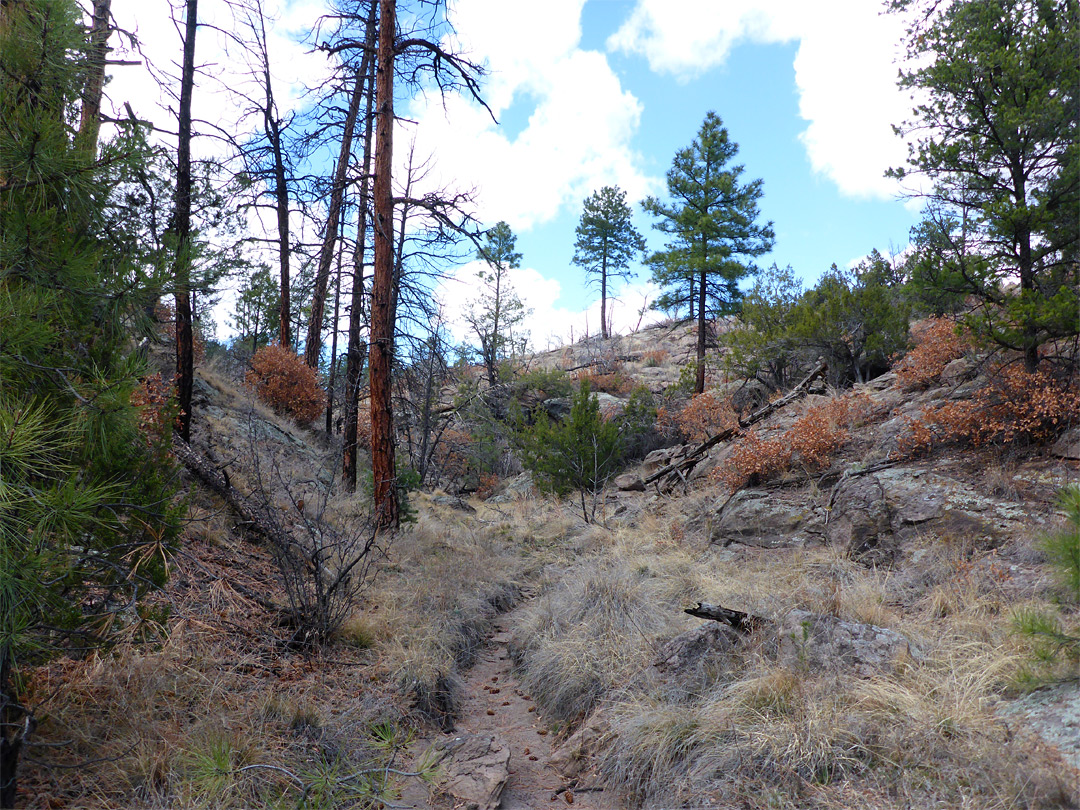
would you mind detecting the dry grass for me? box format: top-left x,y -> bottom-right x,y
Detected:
495,499 -> 1074,810
20,343 -> 1077,809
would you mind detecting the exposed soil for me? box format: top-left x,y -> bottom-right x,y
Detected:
400,606 -> 613,810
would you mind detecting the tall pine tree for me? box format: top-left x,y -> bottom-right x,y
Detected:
643,112 -> 774,393
0,1 -> 181,801
572,185 -> 646,339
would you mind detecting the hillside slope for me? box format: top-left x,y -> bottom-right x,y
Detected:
20,329 -> 1080,810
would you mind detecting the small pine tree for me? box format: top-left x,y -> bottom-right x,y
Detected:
1014,485 -> 1080,683
516,380 -> 623,522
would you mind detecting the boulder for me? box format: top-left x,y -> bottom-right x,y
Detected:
614,473 -> 646,492
430,733 -> 511,810
778,609 -> 922,678
940,356 -> 977,386
488,471 -> 534,503
641,445 -> 687,477
655,622 -> 742,674
713,490 -> 825,548
1052,427 -> 1080,461
826,467 -> 1012,561
430,495 -> 476,513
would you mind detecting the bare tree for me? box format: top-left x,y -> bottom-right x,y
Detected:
171,0 -> 198,443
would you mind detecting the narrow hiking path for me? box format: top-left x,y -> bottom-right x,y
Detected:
398,606 -> 612,809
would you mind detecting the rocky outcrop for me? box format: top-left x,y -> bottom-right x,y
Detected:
429,733 -> 511,810
826,466 -> 1026,563
549,716 -> 610,781
778,609 -> 923,678
711,490 -> 826,548
1052,427 -> 1080,460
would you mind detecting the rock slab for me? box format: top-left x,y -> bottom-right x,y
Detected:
430,733 -> 511,810
778,609 -> 922,678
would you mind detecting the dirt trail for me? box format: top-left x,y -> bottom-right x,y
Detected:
398,609 -> 612,809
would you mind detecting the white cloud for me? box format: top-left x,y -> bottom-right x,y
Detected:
106,0 -> 330,159
436,263 -> 662,351
609,0 -> 915,199
404,0 -> 656,232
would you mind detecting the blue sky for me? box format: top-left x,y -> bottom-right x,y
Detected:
407,0 -> 924,347
109,0 -> 924,347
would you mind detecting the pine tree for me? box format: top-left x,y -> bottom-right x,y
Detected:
572,186 -> 646,339
888,0 -> 1079,371
643,112 -> 774,393
466,221 -> 531,387
0,0 -> 182,801
516,380 -> 622,523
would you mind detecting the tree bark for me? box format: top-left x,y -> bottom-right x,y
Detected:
172,0 -> 198,443
304,64 -> 367,369
76,0 -> 111,156
695,265 -> 707,393
370,0 -> 399,527
343,0 -> 377,493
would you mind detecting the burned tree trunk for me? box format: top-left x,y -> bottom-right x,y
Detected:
369,0 -> 399,527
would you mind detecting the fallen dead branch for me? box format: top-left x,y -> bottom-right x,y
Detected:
645,360 -> 828,488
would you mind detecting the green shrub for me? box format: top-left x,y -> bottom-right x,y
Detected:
1013,485 -> 1080,682
516,380 -> 622,522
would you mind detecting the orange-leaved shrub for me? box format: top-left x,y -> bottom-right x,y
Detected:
896,364 -> 1079,456
715,392 -> 870,492
574,367 -> 634,395
129,372 -> 175,446
245,344 -> 324,424
893,316 -> 968,390
660,391 -> 738,443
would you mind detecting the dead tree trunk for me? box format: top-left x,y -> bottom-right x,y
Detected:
304,64 -> 366,369
76,0 -> 111,156
370,0 -> 399,527
343,0 -> 377,493
645,360 -> 827,487
172,0 -> 198,444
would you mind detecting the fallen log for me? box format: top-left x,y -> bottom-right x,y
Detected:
644,360 -> 828,487
684,602 -> 772,633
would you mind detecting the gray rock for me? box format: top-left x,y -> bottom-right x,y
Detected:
1052,427 -> 1080,460
488,471 -> 534,503
940,356 -> 977,386
431,495 -> 476,513
655,622 -> 741,674
641,445 -> 687,476
614,473 -> 645,492
541,397 -> 571,421
430,733 -> 511,810
826,475 -> 896,561
827,467 -> 1012,562
549,716 -> 609,780
778,609 -> 922,678
713,490 -> 824,548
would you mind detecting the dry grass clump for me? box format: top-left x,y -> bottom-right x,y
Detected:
21,529 -> 404,810
893,316 -> 968,390
363,499 -> 531,727
598,620 -> 1069,810
509,555 -> 687,727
